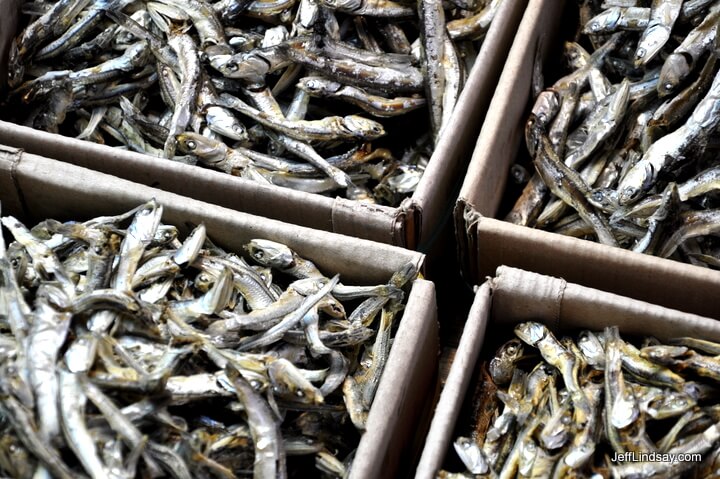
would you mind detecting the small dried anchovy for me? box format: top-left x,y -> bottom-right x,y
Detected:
0,200 -> 417,478
442,321 -> 720,478
3,0 -> 505,205
508,0 -> 720,267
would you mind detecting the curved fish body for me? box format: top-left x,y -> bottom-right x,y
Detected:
298,77 -> 426,117
316,0 -> 414,17
658,2 -> 720,95
163,34 -> 201,158
533,136 -> 618,246
634,0 -> 683,66
219,93 -> 385,142
618,67 -> 720,206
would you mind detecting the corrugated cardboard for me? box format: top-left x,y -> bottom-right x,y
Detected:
0,0 -> 526,250
455,0 -> 720,319
0,144 -> 439,478
415,266 -> 720,478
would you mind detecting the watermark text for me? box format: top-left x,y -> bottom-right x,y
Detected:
613,451 -> 702,464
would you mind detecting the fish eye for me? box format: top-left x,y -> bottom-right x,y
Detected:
590,22 -> 600,32
254,251 -> 265,260
186,140 -> 197,150
250,380 -> 261,389
226,61 -> 239,72
636,48 -> 646,59
296,390 -> 305,398
10,258 -> 19,268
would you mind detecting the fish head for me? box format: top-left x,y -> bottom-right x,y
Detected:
453,437 -> 488,475
205,106 -> 248,141
514,321 -> 547,346
342,116 -> 385,140
268,359 -> 324,404
243,239 -> 295,269
297,76 -> 341,96
658,53 -> 691,97
583,8 -> 621,35
290,277 -> 328,296
176,132 -> 227,163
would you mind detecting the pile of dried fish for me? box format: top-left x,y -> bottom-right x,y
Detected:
508,0 -> 720,266
3,0 -> 504,205
0,200 -> 417,478
441,322 -> 720,478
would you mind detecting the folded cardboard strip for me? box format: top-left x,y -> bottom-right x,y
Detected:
0,144 -> 439,478
0,0 -> 526,249
414,265 -> 720,478
455,0 -> 720,319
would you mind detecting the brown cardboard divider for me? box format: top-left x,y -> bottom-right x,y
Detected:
0,0 -> 527,250
414,266 -> 720,478
455,0 -> 720,319
0,145 -> 439,478
471,216 -> 720,319
352,279 -> 439,478
0,0 -> 19,86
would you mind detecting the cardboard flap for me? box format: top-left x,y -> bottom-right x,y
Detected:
490,266 -> 565,329
0,150 -> 426,284
351,279 -> 439,479
474,216 -> 720,319
414,282 -> 491,479
331,196 -> 401,246
0,122 -> 346,230
491,266 -> 720,341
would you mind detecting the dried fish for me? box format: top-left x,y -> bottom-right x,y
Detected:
0,201 -> 418,477
3,0 -> 505,206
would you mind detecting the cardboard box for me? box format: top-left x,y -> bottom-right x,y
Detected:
0,0 -> 526,250
415,265 -> 720,478
455,0 -> 720,319
0,144 -> 439,478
